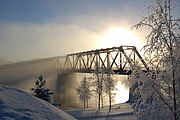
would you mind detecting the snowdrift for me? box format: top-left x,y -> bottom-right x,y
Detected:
0,86 -> 76,120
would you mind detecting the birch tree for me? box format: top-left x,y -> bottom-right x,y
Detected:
92,62 -> 106,109
132,0 -> 180,119
104,72 -> 116,110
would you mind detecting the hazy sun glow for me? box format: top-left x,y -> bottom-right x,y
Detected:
97,26 -> 143,50
114,81 -> 129,104
96,26 -> 142,104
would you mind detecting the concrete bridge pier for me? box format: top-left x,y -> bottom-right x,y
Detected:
55,72 -> 79,109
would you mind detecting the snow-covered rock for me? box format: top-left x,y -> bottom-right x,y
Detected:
0,85 -> 76,120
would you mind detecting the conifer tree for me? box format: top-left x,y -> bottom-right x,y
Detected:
31,75 -> 53,103
76,76 -> 91,109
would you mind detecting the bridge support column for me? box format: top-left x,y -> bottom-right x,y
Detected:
55,72 -> 79,109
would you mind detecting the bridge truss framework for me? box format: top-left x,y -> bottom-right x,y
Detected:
59,46 -> 149,75
0,46 -> 148,75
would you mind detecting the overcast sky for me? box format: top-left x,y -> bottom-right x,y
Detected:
0,0 -> 179,61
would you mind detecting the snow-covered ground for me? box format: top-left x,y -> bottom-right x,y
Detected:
0,85 -> 76,120
0,85 -> 137,120
66,103 -> 137,120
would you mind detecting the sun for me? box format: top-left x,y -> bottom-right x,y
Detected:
97,26 -> 143,50
114,81 -> 129,104
95,26 -> 142,104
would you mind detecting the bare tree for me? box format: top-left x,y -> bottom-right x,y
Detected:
100,71 -> 106,108
104,72 -> 116,110
91,62 -> 117,110
132,0 -> 180,120
95,62 -> 101,110
92,62 -> 106,110
104,55 -> 117,110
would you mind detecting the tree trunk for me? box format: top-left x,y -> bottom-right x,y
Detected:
172,59 -> 177,120
169,51 -> 178,120
97,74 -> 101,110
87,100 -> 88,108
100,78 -> 103,108
109,86 -> 111,110
84,101 -> 86,109
101,94 -> 104,108
98,91 -> 101,110
107,52 -> 111,110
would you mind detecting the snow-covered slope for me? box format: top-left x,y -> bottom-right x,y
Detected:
67,103 -> 137,120
0,86 -> 76,120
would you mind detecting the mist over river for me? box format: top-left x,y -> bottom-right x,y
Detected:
0,61 -> 129,109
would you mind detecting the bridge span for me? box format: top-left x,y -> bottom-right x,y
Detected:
0,46 -> 148,108
0,46 -> 148,75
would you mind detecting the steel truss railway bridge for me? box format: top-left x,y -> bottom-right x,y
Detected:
0,46 -> 148,75
0,45 -> 149,106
